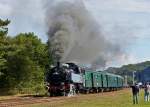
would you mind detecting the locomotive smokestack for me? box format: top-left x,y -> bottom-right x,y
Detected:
57,61 -> 60,68
57,61 -> 60,70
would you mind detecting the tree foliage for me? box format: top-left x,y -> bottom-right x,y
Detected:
0,19 -> 53,94
0,19 -> 10,36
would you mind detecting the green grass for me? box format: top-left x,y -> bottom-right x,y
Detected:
25,89 -> 150,107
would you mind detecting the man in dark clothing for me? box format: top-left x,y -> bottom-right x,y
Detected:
131,83 -> 139,104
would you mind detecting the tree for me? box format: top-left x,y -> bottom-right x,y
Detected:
0,19 -> 10,36
14,32 -> 52,68
0,19 -> 54,94
0,19 -> 11,89
5,33 -> 51,93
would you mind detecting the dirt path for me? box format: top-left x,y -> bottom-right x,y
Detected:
0,96 -> 68,107
0,89 -> 128,107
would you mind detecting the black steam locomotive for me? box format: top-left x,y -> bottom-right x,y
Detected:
46,62 -> 83,96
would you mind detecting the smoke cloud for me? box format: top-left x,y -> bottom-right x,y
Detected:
45,0 -> 127,68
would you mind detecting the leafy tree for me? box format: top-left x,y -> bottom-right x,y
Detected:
0,19 -> 11,88
0,19 -> 10,36
4,33 -> 51,93
0,19 -> 53,95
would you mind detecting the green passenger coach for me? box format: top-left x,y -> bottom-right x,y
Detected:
83,71 -> 93,88
92,72 -> 102,88
82,70 -> 124,93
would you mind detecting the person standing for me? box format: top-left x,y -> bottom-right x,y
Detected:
131,83 -> 140,104
144,82 -> 150,102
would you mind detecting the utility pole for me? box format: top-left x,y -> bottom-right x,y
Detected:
124,75 -> 128,87
133,71 -> 136,85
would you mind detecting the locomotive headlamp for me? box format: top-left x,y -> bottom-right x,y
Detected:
62,64 -> 69,68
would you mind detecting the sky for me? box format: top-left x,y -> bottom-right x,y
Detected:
0,0 -> 150,67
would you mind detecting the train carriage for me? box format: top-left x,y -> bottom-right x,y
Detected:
92,71 -> 103,88
82,71 -> 93,93
101,72 -> 108,88
117,75 -> 124,88
84,71 -> 93,88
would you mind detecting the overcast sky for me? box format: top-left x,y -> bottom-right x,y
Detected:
0,0 -> 150,67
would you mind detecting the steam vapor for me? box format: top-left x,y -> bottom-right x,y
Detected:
46,0 -> 125,68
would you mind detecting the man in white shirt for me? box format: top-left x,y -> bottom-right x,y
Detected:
144,82 -> 150,102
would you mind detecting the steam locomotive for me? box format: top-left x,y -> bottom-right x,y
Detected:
45,62 -> 124,96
